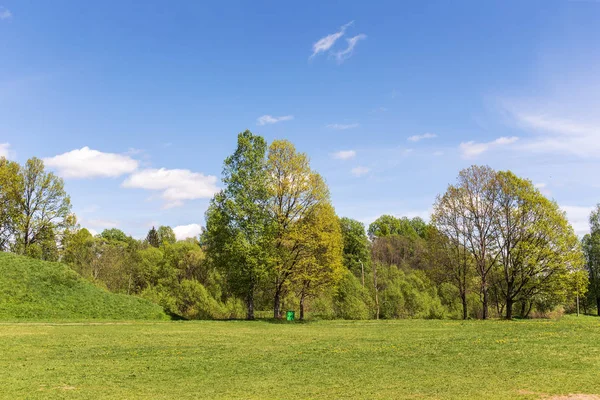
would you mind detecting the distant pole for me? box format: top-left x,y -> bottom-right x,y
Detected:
360,260 -> 365,287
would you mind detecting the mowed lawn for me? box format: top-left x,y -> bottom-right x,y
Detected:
1,316 -> 600,399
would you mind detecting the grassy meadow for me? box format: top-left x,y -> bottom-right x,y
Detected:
2,316 -> 600,399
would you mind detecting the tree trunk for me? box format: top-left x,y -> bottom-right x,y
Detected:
505,297 -> 513,320
461,291 -> 468,320
246,291 -> 255,320
373,264 -> 380,320
299,291 -> 306,321
481,279 -> 489,320
273,288 -> 282,319
597,296 -> 600,317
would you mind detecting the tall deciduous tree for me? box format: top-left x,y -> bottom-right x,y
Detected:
432,165 -> 500,319
204,131 -> 273,320
14,158 -> 72,257
267,140 -> 329,318
293,203 -> 344,320
0,157 -> 22,251
584,205 -> 600,315
157,226 -> 177,246
493,171 -> 584,319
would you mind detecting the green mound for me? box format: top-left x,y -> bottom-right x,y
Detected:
0,252 -> 168,320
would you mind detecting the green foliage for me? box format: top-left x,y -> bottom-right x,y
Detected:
0,252 -> 167,320
332,271 -> 372,319
368,215 -> 420,240
157,225 -> 177,246
146,226 -> 160,248
204,130 -> 273,319
339,217 -> 370,279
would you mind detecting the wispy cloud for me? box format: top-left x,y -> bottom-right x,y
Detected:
310,21 -> 354,59
0,7 -> 12,20
407,133 -> 437,142
459,136 -> 519,158
326,123 -> 359,130
257,115 -> 294,126
122,168 -> 219,209
331,150 -> 356,160
507,110 -> 600,158
351,166 -> 370,177
44,147 -> 139,179
333,34 -> 367,63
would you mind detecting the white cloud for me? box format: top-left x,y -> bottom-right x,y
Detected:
122,168 -> 219,208
331,150 -> 356,160
351,166 -> 370,177
87,228 -> 99,237
0,7 -> 12,20
408,133 -> 437,142
87,219 -> 119,229
310,21 -> 354,59
561,205 -> 593,236
173,223 -> 202,241
257,115 -> 294,126
509,111 -> 600,158
0,143 -> 11,158
333,34 -> 367,63
43,147 -> 139,179
326,123 -> 359,130
459,136 -> 519,158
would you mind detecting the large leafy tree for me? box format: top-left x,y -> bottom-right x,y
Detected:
0,157 -> 22,251
432,165 -> 500,319
293,203 -> 344,320
493,171 -> 585,319
266,139 -> 329,318
14,158 -> 72,257
584,204 -> 600,314
157,226 -> 177,246
204,131 -> 273,320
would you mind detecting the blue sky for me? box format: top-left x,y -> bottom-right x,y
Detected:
1,1 -> 599,239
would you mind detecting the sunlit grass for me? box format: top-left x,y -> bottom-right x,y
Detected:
1,316 -> 600,399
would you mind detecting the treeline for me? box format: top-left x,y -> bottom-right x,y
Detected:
0,132 -> 593,320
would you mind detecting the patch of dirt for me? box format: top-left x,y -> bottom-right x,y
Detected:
517,390 -> 600,400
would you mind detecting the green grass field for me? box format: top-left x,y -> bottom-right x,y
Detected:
2,316 -> 600,399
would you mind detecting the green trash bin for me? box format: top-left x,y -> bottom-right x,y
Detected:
286,310 -> 295,321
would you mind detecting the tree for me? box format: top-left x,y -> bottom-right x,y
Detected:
0,158 -> 22,251
493,171 -> 584,319
432,165 -> 500,319
157,226 -> 177,246
63,228 -> 96,277
204,130 -> 273,320
267,139 -> 329,318
293,203 -> 344,320
339,217 -> 370,284
14,158 -> 72,258
146,226 -> 160,248
584,204 -> 600,315
368,215 -> 419,240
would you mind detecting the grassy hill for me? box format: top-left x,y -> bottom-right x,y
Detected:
0,252 -> 168,320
